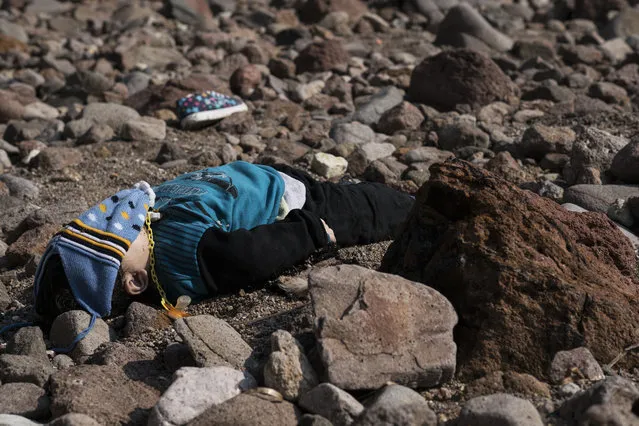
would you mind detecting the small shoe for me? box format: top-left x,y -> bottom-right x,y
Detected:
177,90 -> 248,130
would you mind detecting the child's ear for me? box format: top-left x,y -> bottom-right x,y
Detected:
122,270 -> 149,295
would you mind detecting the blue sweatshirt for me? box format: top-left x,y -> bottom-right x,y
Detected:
151,162 -> 286,302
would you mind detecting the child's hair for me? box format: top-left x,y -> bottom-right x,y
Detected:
36,254 -> 80,318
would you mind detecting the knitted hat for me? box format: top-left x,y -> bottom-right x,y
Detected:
34,182 -> 155,319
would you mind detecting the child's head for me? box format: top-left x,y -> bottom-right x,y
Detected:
33,182 -> 156,319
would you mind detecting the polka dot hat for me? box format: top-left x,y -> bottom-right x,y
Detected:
34,182 -> 155,319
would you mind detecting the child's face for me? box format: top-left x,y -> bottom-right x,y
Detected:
120,229 -> 151,296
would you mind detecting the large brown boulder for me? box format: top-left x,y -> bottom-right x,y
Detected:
408,49 -> 519,111
381,159 -> 639,380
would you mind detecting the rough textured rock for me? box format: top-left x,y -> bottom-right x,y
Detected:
188,392 -> 301,425
382,159 -> 639,379
149,366 -> 256,426
174,315 -> 260,377
0,354 -> 53,387
0,382 -> 50,420
121,117 -> 166,141
311,152 -> 348,179
353,384 -> 437,426
518,124 -> 576,161
351,87 -> 405,126
549,347 -> 605,384
563,184 -> 639,214
435,3 -> 514,53
376,101 -> 424,135
263,330 -> 318,401
47,413 -> 102,426
298,383 -> 364,426
6,326 -> 47,360
81,102 -> 141,134
408,49 -> 519,111
49,310 -> 111,362
50,364 -> 160,425
457,393 -> 544,426
309,264 -> 457,390
124,301 -> 171,337
565,126 -> 628,185
559,376 -> 639,425
295,40 -> 349,73
610,138 -> 639,184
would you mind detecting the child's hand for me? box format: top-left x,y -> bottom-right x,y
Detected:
321,219 -> 336,244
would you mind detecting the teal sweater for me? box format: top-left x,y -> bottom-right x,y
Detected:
151,162 -> 285,303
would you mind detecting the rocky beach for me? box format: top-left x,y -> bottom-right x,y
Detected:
0,0 -> 638,424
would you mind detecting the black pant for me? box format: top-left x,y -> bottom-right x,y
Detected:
273,164 -> 415,247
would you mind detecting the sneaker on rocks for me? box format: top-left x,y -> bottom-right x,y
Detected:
176,90 -> 248,130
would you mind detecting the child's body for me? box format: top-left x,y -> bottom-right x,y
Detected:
34,161 -> 414,320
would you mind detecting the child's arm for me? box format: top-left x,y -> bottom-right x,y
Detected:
197,209 -> 330,294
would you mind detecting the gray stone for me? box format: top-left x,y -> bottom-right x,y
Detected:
23,102 -> 59,121
358,142 -> 396,163
0,19 -> 28,43
0,354 -> 53,387
49,310 -> 111,362
602,38 -> 633,63
188,392 -> 300,426
299,414 -> 333,426
589,82 -> 630,107
121,117 -> 166,141
563,185 -> 639,214
559,376 -> 639,425
49,365 -> 159,425
330,121 -> 376,145
0,382 -> 50,420
81,103 -> 141,134
6,326 -> 47,360
518,125 -> 575,161
611,139 -> 639,184
0,150 -> 9,170
64,119 -> 94,139
402,146 -> 454,164
549,347 -> 605,385
298,383 -> 364,426
311,153 -> 348,179
352,87 -> 405,126
120,46 -> 190,71
353,384 -> 437,426
123,71 -> 151,95
263,330 -> 318,402
566,126 -> 628,185
51,355 -> 74,370
458,393 -> 544,426
0,414 -> 40,426
438,123 -> 490,151
48,413 -> 102,426
76,123 -> 115,145
76,70 -> 113,95
608,198 -> 634,228
309,265 -> 457,390
174,315 -> 260,377
0,175 -> 38,200
124,302 -> 171,337
435,3 -> 513,52
148,366 -> 256,426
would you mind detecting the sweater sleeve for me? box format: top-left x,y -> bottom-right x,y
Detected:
197,209 -> 330,295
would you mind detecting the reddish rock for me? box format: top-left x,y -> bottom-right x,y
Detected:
6,224 -> 59,267
230,64 -> 262,98
408,50 -> 519,111
376,101 -> 424,135
298,0 -> 367,24
35,147 -> 83,171
295,40 -> 350,74
382,159 -> 639,379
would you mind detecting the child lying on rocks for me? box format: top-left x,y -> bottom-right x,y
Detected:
33,161 -> 414,331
